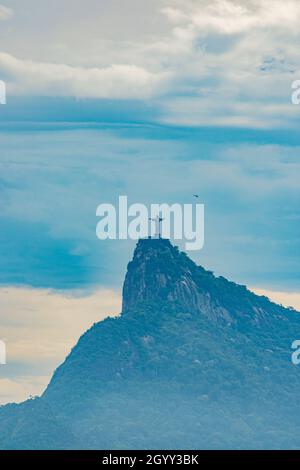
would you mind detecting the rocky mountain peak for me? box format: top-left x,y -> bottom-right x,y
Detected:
122,238 -> 230,321
122,238 -> 291,324
122,238 -> 192,313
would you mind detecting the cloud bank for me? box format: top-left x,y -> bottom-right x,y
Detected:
0,286 -> 121,404
0,53 -> 165,99
1,0 -> 300,127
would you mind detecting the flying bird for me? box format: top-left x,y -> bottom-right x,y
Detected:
193,194 -> 199,198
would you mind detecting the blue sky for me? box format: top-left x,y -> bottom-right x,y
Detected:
1,119 -> 299,291
0,0 -> 300,403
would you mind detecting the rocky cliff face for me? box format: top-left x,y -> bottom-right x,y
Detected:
122,238 -> 197,313
122,238 -> 286,325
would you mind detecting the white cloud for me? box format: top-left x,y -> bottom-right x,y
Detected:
1,0 -> 300,127
0,286 -> 121,404
0,52 -> 167,99
0,4 -> 13,20
155,0 -> 300,128
162,0 -> 300,35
